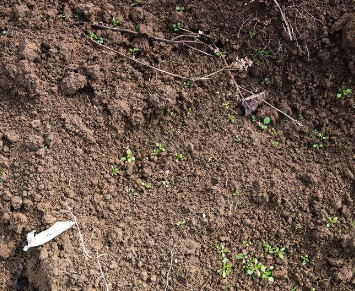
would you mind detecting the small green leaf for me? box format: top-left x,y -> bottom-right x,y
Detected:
345,88 -> 352,94
263,117 -> 271,124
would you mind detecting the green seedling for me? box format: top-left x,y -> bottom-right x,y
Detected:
271,128 -> 281,137
176,220 -> 186,226
262,77 -> 270,85
222,100 -> 230,110
57,6 -> 67,20
111,17 -> 119,27
89,32 -> 104,44
254,49 -> 271,58
163,176 -> 175,188
228,114 -> 235,123
242,238 -> 252,247
141,182 -> 150,189
300,254 -> 309,265
183,80 -> 191,87
131,0 -> 141,7
337,87 -> 352,100
216,245 -> 232,278
173,22 -> 181,31
237,253 -> 274,282
102,88 -> 107,93
207,156 -> 213,163
233,190 -> 240,197
352,220 -> 355,227
111,165 -> 119,176
175,153 -> 184,162
271,141 -> 279,149
121,146 -> 135,164
126,187 -> 138,197
128,48 -> 139,60
176,6 -> 185,12
187,107 -> 192,115
73,13 -> 79,20
326,216 -> 338,228
2,29 -> 7,36
263,242 -> 285,259
298,113 -> 305,121
170,111 -> 177,118
294,223 -> 302,231
153,142 -> 165,156
291,286 -> 298,291
235,135 -> 241,143
311,129 -> 326,149
252,115 -> 271,130
215,50 -> 227,58
248,30 -> 256,38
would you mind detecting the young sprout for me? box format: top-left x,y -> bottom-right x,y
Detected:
89,32 -> 104,44
326,216 -> 338,228
173,22 -> 181,31
131,0 -> 141,7
300,254 -> 309,265
121,146 -> 135,164
176,220 -> 186,226
175,153 -> 183,162
111,166 -> 119,176
128,48 -> 139,60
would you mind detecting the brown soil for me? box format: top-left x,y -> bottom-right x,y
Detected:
1,0 -> 355,290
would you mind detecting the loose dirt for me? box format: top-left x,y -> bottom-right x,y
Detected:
1,0 -> 355,290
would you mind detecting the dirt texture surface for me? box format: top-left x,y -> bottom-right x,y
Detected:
1,0 -> 355,291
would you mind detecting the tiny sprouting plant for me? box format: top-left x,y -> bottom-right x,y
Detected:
235,135 -> 241,143
216,245 -> 232,278
310,288 -> 316,291
254,49 -> 270,58
262,77 -> 270,86
73,13 -> 79,20
111,17 -> 119,27
173,22 -> 181,31
233,190 -> 240,197
176,6 -> 185,12
2,29 -> 7,36
111,165 -> 119,176
326,216 -> 338,228
222,100 -> 230,110
294,223 -> 302,231
126,187 -> 138,197
141,182 -> 150,189
248,30 -> 256,38
271,141 -> 279,149
300,254 -> 309,265
170,111 -> 177,118
207,156 -> 213,163
242,238 -> 252,247
262,242 -> 285,259
163,176 -> 175,188
128,48 -> 139,60
291,286 -> 298,291
311,129 -> 326,149
228,114 -> 235,123
153,142 -> 166,156
175,153 -> 184,162
183,80 -> 191,87
102,88 -> 107,93
271,128 -> 281,137
215,50 -> 227,58
176,220 -> 186,226
237,253 -> 274,282
337,87 -> 352,100
131,0 -> 141,7
352,220 -> 355,227
57,6 -> 67,20
252,115 -> 271,130
89,32 -> 104,44
121,146 -> 135,164
187,107 -> 192,115
298,113 -> 305,121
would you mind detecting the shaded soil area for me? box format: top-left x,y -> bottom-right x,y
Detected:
1,0 -> 355,290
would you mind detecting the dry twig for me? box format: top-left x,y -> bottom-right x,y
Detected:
273,0 -> 293,41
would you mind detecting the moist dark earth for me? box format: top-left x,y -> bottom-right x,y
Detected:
1,0 -> 355,290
